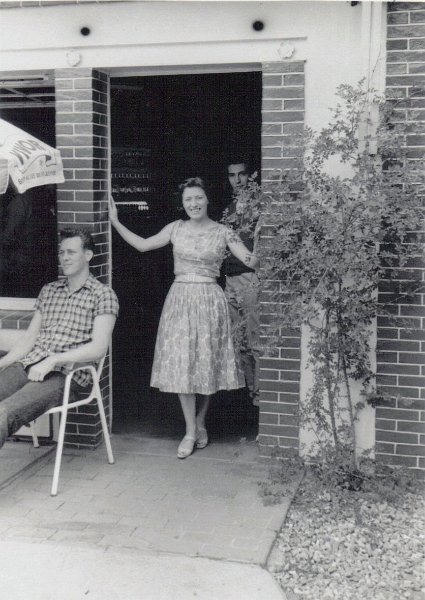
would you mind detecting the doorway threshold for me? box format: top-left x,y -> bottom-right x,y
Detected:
110,432 -> 260,464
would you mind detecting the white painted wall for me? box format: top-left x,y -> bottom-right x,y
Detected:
0,329 -> 25,351
1,0 -> 366,131
299,320 -> 377,462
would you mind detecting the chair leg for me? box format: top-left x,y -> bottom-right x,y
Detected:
96,387 -> 114,465
51,409 -> 68,496
29,421 -> 40,448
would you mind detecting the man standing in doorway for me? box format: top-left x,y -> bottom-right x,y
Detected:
222,159 -> 260,406
0,228 -> 119,448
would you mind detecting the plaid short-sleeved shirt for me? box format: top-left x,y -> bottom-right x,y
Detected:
20,274 -> 119,387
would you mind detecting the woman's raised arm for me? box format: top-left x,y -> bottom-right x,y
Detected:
109,195 -> 174,252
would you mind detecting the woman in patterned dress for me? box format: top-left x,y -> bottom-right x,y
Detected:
109,178 -> 259,458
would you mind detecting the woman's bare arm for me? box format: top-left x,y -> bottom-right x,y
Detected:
109,195 -> 174,252
226,229 -> 260,270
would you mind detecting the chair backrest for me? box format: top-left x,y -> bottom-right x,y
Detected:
81,348 -> 108,383
96,353 -> 107,381
69,350 -> 108,402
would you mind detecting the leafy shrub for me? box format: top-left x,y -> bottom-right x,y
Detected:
247,82 -> 424,474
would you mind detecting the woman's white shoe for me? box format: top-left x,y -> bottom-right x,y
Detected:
177,435 -> 196,459
196,427 -> 208,449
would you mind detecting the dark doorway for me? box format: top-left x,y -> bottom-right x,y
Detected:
110,71 -> 261,441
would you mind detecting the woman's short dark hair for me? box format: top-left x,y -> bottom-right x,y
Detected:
59,228 -> 96,253
178,177 -> 209,199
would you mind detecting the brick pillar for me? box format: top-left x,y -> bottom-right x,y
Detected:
376,3 -> 425,474
258,61 -> 305,457
55,68 -> 111,448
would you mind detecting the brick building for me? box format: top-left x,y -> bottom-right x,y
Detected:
375,2 -> 425,473
0,1 -> 423,474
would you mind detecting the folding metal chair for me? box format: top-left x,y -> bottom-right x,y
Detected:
29,355 -> 114,496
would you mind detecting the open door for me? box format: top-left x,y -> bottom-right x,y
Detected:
110,71 -> 261,440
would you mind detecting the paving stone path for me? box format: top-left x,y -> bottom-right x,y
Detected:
0,435 -> 292,566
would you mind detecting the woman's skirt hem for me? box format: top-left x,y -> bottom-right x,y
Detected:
150,383 -> 245,395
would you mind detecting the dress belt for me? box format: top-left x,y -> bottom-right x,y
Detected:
174,274 -> 216,284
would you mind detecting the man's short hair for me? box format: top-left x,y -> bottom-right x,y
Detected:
59,228 -> 96,254
225,159 -> 252,174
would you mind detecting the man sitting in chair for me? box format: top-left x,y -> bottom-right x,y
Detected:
0,228 -> 119,448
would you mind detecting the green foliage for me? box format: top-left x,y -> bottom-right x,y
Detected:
259,444 -> 424,506
258,449 -> 305,505
251,82 -> 423,469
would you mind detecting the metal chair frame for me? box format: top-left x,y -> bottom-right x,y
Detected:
30,355 -> 114,496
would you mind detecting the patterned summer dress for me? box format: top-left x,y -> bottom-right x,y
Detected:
150,220 -> 245,395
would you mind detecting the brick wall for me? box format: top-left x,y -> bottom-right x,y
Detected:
375,2 -> 425,475
55,67 -> 111,448
258,61 -> 305,457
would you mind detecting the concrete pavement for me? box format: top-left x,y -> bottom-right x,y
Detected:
0,434 -> 295,599
0,439 -> 52,492
0,541 -> 285,600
